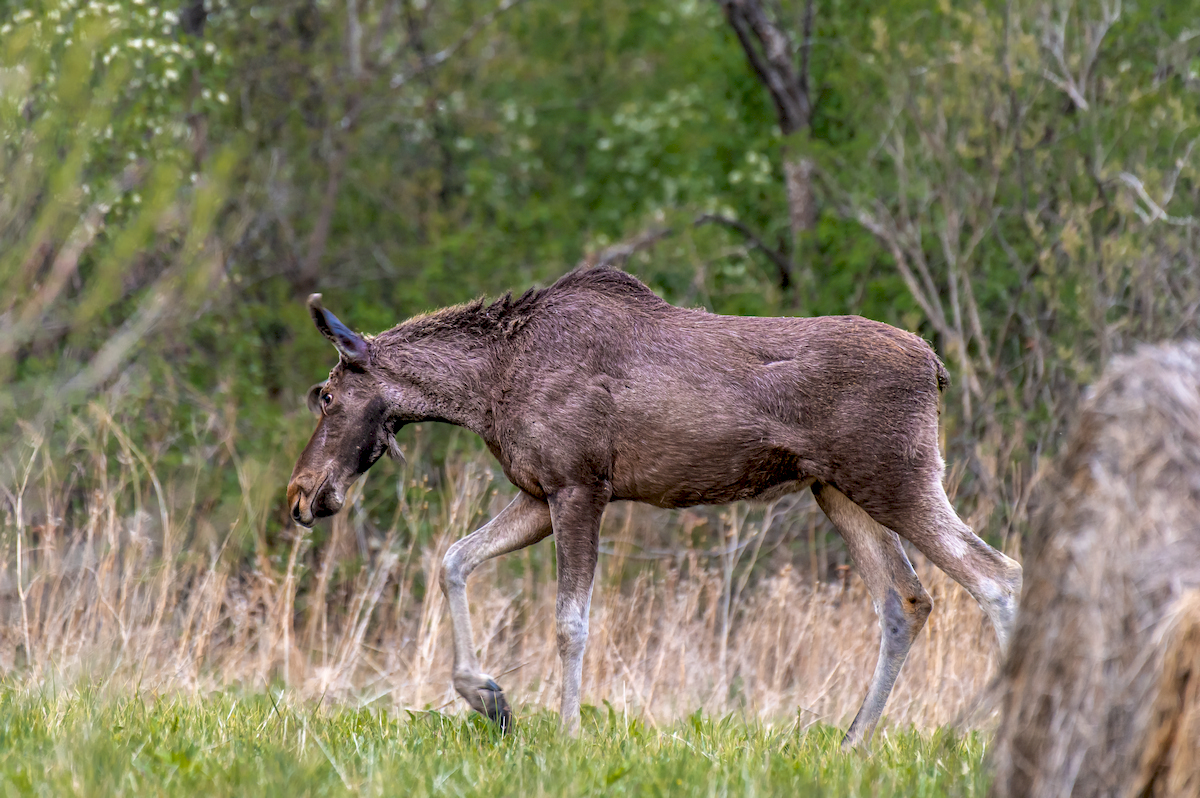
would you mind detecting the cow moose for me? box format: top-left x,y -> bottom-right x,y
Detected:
286,266 -> 1022,747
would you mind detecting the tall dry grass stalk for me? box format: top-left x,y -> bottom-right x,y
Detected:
0,420 -> 1003,733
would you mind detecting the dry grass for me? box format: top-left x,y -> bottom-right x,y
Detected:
0,425 -> 1003,736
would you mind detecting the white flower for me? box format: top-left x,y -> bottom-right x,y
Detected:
203,42 -> 216,55
128,38 -> 143,49
201,88 -> 212,99
216,91 -> 228,104
164,68 -> 178,82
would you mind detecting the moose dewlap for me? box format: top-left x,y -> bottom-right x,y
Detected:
990,342 -> 1200,798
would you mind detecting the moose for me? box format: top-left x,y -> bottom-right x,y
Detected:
287,266 -> 1022,747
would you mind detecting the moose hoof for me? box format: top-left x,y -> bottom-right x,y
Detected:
477,678 -> 512,732
458,675 -> 512,732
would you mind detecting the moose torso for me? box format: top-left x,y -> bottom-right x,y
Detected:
464,272 -> 945,520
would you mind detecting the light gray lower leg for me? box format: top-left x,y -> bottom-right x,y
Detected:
556,583 -> 593,735
548,485 -> 607,736
439,490 -> 552,727
814,484 -> 933,749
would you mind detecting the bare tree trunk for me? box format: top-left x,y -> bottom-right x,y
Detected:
717,0 -> 817,291
783,151 -> 815,277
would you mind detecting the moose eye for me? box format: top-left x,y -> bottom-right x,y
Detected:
321,392 -> 333,410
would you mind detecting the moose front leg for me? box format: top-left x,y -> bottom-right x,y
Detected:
439,490 -> 552,730
547,484 -> 609,736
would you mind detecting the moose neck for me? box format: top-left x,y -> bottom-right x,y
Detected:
377,327 -> 505,443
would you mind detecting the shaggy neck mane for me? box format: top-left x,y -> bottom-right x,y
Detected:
376,266 -> 668,349
377,285 -> 546,349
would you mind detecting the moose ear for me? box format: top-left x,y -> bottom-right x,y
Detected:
306,382 -> 327,415
308,293 -> 369,366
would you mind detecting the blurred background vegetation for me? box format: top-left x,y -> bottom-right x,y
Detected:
1,0 -> 1198,567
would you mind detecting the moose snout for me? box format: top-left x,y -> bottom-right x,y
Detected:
287,474 -> 342,527
287,478 -> 316,527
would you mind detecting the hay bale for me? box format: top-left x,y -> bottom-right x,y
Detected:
1131,589 -> 1200,798
990,342 -> 1200,798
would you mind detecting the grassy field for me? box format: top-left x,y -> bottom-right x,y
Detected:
0,686 -> 990,796
0,449 -> 1002,730
0,446 -> 1006,795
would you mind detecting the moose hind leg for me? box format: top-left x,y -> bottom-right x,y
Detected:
813,483 -> 933,749
439,490 -> 553,730
879,481 -> 1022,652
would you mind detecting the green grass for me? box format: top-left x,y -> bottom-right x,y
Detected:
0,686 -> 991,796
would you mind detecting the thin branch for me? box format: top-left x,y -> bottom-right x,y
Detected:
1041,68 -> 1089,111
1159,136 -> 1198,209
1117,172 -> 1198,227
797,0 -> 815,102
297,143 -> 350,292
390,0 -> 528,89
584,227 -> 676,270
347,0 -> 363,78
851,207 -> 949,339
1040,0 -> 1120,112
695,213 -> 796,289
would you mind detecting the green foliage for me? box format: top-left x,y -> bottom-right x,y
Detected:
0,685 -> 991,796
3,0 -> 1197,551
806,0 -> 1199,522
0,0 -> 238,420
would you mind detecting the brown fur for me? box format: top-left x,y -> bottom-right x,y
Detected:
287,266 -> 1020,744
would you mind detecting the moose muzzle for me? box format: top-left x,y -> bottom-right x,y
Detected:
286,473 -> 342,527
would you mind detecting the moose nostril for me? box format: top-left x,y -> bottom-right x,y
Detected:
291,501 -> 302,522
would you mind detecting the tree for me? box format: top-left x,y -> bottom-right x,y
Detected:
715,0 -> 816,291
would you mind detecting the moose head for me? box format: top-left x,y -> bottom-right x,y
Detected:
286,295 -> 405,527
